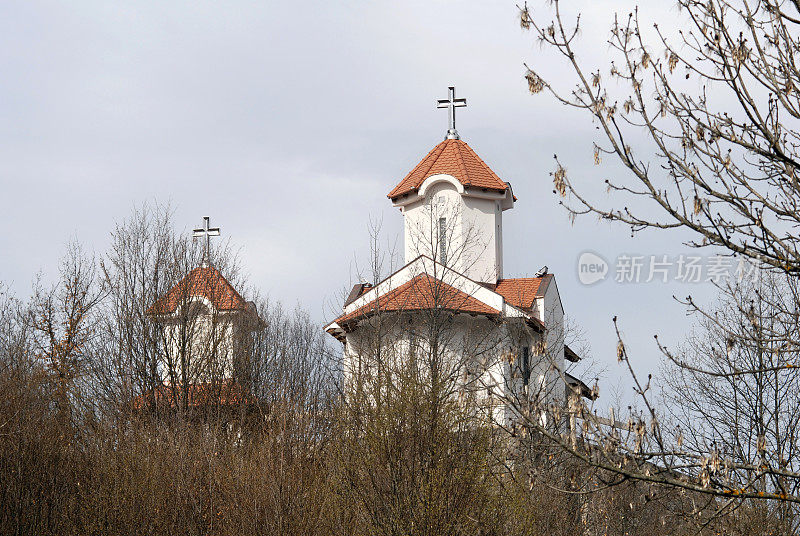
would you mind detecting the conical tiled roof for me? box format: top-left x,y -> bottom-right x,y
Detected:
147,266 -> 247,315
388,138 -> 510,200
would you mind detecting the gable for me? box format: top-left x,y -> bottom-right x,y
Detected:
335,273 -> 499,326
325,256 -> 546,340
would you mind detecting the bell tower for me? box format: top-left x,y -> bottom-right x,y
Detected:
387,87 -> 514,284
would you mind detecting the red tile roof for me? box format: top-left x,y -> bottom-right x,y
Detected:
494,275 -> 552,310
131,380 -> 253,411
147,266 -> 247,315
388,139 -> 511,199
336,273 -> 499,325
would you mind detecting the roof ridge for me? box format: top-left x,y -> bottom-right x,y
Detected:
208,266 -> 247,307
388,141 -> 446,199
198,266 -> 237,297
496,276 -> 549,284
420,140 -> 447,181
461,141 -> 508,189
452,140 -> 471,187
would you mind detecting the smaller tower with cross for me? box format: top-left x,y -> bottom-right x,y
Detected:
146,217 -> 261,398
389,85 -> 515,283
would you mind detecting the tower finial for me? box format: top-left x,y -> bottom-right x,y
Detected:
192,216 -> 221,267
436,86 -> 467,140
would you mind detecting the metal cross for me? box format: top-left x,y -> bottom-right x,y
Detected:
193,216 -> 220,267
437,86 -> 467,140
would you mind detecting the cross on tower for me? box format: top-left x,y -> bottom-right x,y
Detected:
193,216 -> 220,267
437,86 -> 467,140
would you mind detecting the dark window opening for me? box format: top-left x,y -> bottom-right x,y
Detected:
439,217 -> 447,265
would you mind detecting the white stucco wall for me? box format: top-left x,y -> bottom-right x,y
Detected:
399,175 -> 506,284
532,278 -> 566,407
461,195 -> 502,282
402,181 -> 463,267
339,308 -> 565,428
159,299 -> 244,383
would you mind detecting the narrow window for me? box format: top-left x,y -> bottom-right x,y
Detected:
438,217 -> 447,265
522,346 -> 530,385
408,327 -> 417,360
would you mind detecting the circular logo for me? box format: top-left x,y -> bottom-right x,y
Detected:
577,251 -> 609,285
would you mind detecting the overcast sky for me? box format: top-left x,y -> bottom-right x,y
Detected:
0,0 -> 723,401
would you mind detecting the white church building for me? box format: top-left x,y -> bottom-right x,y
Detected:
325,87 -> 593,426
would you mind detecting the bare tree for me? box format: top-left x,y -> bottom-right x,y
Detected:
29,240 -> 104,422
521,0 -> 800,273
85,203 -> 253,420
0,204 -> 338,535
661,272 -> 800,529
328,205 -> 514,535
517,0 -> 800,521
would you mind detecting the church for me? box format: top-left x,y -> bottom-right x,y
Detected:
136,88 -> 593,423
325,87 -> 593,426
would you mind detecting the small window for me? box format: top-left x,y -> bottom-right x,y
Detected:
439,218 -> 447,265
439,217 -> 447,265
